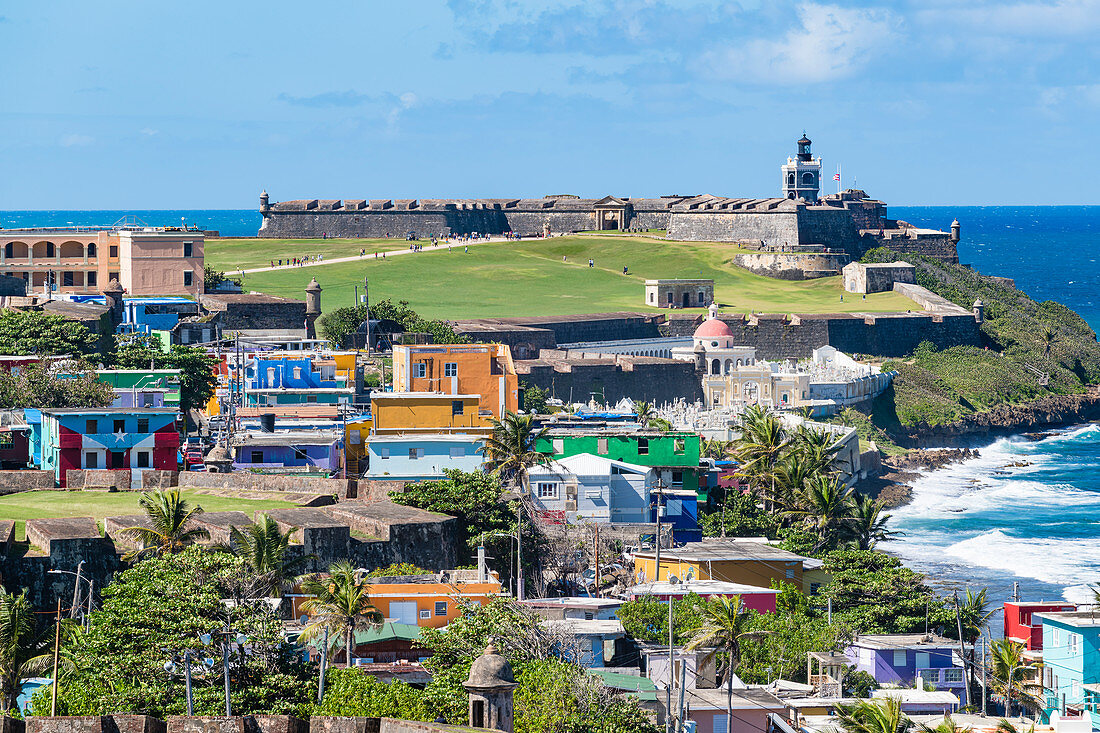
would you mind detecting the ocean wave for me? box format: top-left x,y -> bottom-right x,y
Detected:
943,530 -> 1100,587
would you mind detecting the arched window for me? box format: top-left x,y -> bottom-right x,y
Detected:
802,172 -> 815,185
710,359 -> 720,375
787,173 -> 795,185
45,242 -> 55,257
724,359 -> 733,374
87,243 -> 96,257
788,192 -> 796,199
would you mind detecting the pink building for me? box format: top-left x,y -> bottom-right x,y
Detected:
0,227 -> 204,296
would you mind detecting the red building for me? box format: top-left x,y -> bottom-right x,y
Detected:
1004,601 -> 1076,650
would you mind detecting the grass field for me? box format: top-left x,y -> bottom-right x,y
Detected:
211,235 -> 918,319
0,490 -> 295,541
207,237 -> 413,272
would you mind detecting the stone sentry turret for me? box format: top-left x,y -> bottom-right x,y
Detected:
951,218 -> 960,243
305,278 -> 322,338
464,643 -> 518,732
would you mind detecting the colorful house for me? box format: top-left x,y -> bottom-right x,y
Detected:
36,407 -> 179,486
96,369 -> 182,408
1005,601 -> 1077,651
230,429 -> 343,472
364,433 -> 485,481
844,634 -> 967,705
527,453 -> 655,525
244,354 -> 354,407
369,392 -> 493,435
392,343 -> 518,418
537,429 -> 705,501
1035,610 -> 1100,715
632,539 -> 813,589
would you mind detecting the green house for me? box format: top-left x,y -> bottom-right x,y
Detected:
95,369 -> 182,407
537,430 -> 705,499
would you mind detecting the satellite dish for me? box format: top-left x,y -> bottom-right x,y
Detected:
299,614 -> 309,625
198,633 -> 212,645
203,658 -> 216,669
163,660 -> 175,672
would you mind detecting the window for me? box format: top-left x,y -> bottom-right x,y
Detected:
62,271 -> 74,287
892,650 -> 906,666
292,367 -> 302,379
109,245 -> 118,258
380,447 -> 390,459
553,438 -> 564,454
85,452 -> 98,469
109,271 -> 119,282
649,293 -> 655,303
87,243 -> 95,257
419,610 -> 431,620
435,601 -> 447,616
444,362 -> 457,377
113,419 -> 125,433
413,363 -> 426,378
85,419 -> 97,434
3,243 -> 10,258
135,451 -> 150,469
666,499 -> 682,516
1052,627 -> 1061,647
915,652 -> 930,669
597,438 -> 608,455
142,393 -> 155,408
785,567 -> 794,579
1069,633 -> 1080,655
184,271 -> 193,287
449,446 -> 464,458
183,242 -> 193,257
251,450 -> 264,463
306,395 -> 318,403
293,447 -> 309,462
137,418 -> 149,433
637,438 -> 649,455
452,400 -> 463,416
671,470 -> 683,487
674,438 -> 685,454
45,242 -> 55,257
942,669 -> 963,684
86,269 -> 97,286
409,447 -> 424,460
536,482 -> 558,500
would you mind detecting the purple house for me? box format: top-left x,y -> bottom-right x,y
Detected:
845,634 -> 967,704
229,429 -> 342,473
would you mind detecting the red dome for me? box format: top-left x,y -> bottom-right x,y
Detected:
694,318 -> 734,339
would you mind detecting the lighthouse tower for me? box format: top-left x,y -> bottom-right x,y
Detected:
781,133 -> 822,202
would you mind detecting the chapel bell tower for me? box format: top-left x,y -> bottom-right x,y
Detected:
782,133 -> 822,202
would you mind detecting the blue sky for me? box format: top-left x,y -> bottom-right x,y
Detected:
2,0 -> 1098,208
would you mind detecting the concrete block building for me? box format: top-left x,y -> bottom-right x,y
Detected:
643,280 -> 714,309
392,343 -> 518,418
842,261 -> 916,294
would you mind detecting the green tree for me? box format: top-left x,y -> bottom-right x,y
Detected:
0,362 -> 113,409
111,334 -> 218,415
480,410 -> 550,490
699,492 -> 778,538
306,667 -> 427,719
848,494 -> 897,550
734,406 -> 787,508
520,382 -> 549,414
836,697 -> 912,733
686,596 -> 763,733
33,547 -> 313,717
988,639 -> 1042,716
918,717 -> 972,733
122,489 -> 210,559
226,514 -> 306,597
0,588 -> 51,712
299,561 -> 384,668
784,475 -> 856,553
318,299 -> 469,349
203,265 -> 240,292
955,588 -> 995,643
0,310 -> 98,356
616,593 -> 709,646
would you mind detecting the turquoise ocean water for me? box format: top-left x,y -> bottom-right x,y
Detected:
4,205 -> 1100,612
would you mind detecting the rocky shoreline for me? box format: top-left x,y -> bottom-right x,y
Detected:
858,448 -> 980,508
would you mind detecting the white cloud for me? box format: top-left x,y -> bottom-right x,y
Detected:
59,134 -> 93,147
702,4 -> 899,84
139,127 -> 158,137
919,0 -> 1100,38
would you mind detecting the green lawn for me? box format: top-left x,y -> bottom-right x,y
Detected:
0,490 -> 295,540
206,237 -> 413,272
224,235 -> 917,320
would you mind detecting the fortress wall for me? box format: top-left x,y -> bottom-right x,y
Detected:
875,233 -> 958,262
259,210 -> 605,238
733,252 -> 850,280
797,208 -> 863,254
501,211 -> 595,235
667,212 -> 801,246
628,211 -> 673,230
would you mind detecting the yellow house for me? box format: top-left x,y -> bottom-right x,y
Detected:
392,344 -> 519,418
370,392 -> 493,436
633,539 -> 814,591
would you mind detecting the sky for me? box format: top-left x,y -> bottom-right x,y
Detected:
1,0 -> 1098,208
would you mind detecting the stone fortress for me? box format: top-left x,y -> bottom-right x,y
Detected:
257,135 -> 959,266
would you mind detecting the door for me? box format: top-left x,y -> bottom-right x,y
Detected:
389,601 -> 418,625
109,451 -> 125,469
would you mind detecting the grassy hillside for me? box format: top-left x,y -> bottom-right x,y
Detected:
207,237 -> 412,272
863,247 -> 1100,429
212,235 -> 917,319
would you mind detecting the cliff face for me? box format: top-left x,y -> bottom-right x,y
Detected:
893,388 -> 1100,447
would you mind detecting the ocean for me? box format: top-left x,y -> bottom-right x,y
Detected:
4,205 -> 1100,617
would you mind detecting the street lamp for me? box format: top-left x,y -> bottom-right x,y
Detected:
200,630 -> 249,716
481,531 -> 520,597
164,650 -> 215,715
47,564 -> 93,628
500,491 -> 526,601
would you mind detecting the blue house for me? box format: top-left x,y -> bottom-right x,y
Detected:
527,453 -> 654,525
364,433 -> 485,481
1036,610 -> 1100,715
845,634 -> 967,705
244,355 -> 353,407
230,429 -> 343,473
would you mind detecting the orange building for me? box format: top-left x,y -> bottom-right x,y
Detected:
0,226 -> 204,296
369,392 -> 494,435
392,344 -> 518,418
291,569 -> 503,629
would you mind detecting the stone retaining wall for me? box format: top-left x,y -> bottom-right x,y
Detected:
733,252 -> 849,280
179,472 -> 352,499
0,470 -> 56,494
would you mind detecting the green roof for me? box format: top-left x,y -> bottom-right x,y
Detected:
587,668 -> 659,702
305,621 -> 422,648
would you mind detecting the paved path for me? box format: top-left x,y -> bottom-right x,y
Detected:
236,236 -> 513,275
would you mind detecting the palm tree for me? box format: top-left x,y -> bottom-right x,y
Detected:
956,588 -> 996,643
918,717 -> 971,733
0,588 -> 51,712
227,514 -> 308,596
784,474 -> 856,552
298,561 -> 385,668
988,638 -> 1043,716
702,438 -> 734,460
686,596 -> 765,733
771,451 -> 821,514
634,401 -> 658,427
734,407 -> 786,510
836,697 -> 912,733
1040,326 -> 1056,357
849,494 -> 898,550
122,489 -> 210,559
479,410 -> 551,491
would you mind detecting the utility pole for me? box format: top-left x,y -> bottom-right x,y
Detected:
667,576 -> 678,733
70,560 -> 84,619
318,626 -> 329,703
1013,582 -> 1020,603
593,523 -> 600,598
953,590 -> 970,708
981,636 -> 988,716
50,597 -> 61,715
515,495 -> 525,602
653,478 -> 665,584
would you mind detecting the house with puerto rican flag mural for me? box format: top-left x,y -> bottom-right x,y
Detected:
32,407 -> 179,486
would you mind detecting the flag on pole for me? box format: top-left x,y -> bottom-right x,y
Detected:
833,173 -> 841,182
